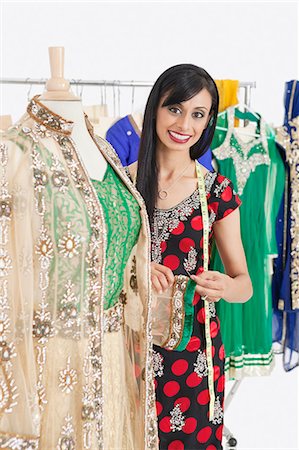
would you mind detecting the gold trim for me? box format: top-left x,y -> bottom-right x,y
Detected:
162,275 -> 187,350
27,95 -> 73,135
128,114 -> 142,137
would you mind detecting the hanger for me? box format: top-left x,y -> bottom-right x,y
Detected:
216,103 -> 261,137
131,82 -> 135,114
26,78 -> 33,101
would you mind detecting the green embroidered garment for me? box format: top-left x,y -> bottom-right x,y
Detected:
92,164 -> 141,310
210,107 -> 285,379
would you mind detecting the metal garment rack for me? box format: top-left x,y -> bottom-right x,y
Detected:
1,75 -> 256,449
0,77 -> 256,106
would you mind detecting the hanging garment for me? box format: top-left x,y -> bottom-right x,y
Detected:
106,115 -> 214,170
150,171 -> 241,449
215,80 -> 239,113
83,104 -> 119,138
272,80 -> 299,371
106,115 -> 141,166
0,96 -> 159,449
210,106 -> 285,379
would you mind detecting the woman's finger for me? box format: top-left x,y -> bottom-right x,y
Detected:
156,273 -> 171,291
151,276 -> 163,294
194,285 -> 224,299
155,264 -> 174,284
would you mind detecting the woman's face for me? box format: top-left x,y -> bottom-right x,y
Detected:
155,88 -> 212,153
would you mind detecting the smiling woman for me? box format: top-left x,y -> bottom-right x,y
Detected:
132,64 -> 253,450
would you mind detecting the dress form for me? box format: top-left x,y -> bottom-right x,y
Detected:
0,115 -> 12,131
39,47 -> 107,181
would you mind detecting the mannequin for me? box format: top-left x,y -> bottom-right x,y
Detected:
0,46 -> 160,449
0,114 -> 12,131
39,47 -> 107,181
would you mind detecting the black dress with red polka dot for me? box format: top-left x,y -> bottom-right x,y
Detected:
151,171 -> 241,450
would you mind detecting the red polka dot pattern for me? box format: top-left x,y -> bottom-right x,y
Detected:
210,320 -> 219,338
191,215 -> 203,230
163,254 -> 180,271
161,240 -> 167,252
197,389 -> 210,405
217,375 -> 225,393
168,440 -> 184,450
156,401 -> 163,416
197,426 -> 212,443
159,416 -> 171,433
163,381 -> 180,397
216,425 -> 224,441
171,359 -> 189,376
197,307 -> 206,324
213,365 -> 221,381
179,237 -> 196,253
171,221 -> 185,235
182,417 -> 197,434
186,336 -> 201,352
174,397 -> 191,413
221,185 -> 233,202
219,344 -> 225,360
186,372 -> 203,388
192,292 -> 200,305
152,173 -> 239,448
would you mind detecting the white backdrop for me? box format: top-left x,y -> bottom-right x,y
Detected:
1,1 -> 299,449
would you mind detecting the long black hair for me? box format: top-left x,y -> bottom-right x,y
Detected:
136,64 -> 219,220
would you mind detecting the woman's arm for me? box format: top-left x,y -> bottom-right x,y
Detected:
191,208 -> 253,303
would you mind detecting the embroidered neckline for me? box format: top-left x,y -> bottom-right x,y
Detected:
27,95 -> 74,135
151,171 -> 217,264
155,171 -> 216,212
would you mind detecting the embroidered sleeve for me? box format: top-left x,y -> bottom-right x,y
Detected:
151,275 -> 196,351
208,174 -> 241,222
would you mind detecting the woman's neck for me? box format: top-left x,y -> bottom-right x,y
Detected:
156,147 -> 194,179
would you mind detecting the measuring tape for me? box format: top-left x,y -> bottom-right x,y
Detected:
195,161 -> 215,421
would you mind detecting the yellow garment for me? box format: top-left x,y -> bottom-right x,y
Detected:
215,79 -> 239,112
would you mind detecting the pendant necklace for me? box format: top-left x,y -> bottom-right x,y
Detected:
158,161 -> 193,200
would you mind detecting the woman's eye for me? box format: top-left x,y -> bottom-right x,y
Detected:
168,106 -> 181,114
193,111 -> 205,119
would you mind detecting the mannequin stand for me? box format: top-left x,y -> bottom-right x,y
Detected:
223,379 -> 242,449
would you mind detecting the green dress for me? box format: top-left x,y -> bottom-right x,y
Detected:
92,164 -> 141,309
210,107 -> 285,379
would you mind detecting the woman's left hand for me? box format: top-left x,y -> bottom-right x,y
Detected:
190,270 -> 232,302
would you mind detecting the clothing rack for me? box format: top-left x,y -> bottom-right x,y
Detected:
0,77 -> 256,89
1,75 -> 256,450
0,77 -> 256,105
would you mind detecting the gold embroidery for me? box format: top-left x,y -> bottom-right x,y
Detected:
58,223 -> 81,259
162,275 -> 187,350
0,143 -> 18,417
57,414 -> 76,450
59,357 -> 78,394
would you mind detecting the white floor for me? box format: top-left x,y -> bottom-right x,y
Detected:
223,354 -> 299,450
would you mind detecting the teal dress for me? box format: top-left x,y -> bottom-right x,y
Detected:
210,107 -> 285,379
92,164 -> 141,309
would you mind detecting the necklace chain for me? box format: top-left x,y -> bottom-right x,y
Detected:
158,161 -> 193,200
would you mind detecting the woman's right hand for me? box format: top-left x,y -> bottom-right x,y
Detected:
151,262 -> 174,294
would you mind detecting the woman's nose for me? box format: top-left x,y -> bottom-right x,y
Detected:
176,113 -> 191,131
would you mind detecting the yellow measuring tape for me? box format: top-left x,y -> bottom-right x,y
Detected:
195,161 -> 215,421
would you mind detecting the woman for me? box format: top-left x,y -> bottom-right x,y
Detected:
131,64 -> 253,449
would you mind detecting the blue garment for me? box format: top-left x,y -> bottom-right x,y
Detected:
106,115 -> 214,170
106,115 -> 141,166
272,80 -> 299,371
